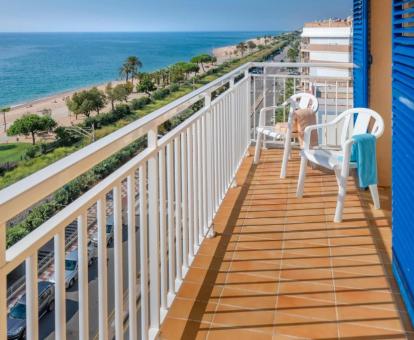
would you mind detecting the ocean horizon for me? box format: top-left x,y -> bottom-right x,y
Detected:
0,31 -> 282,107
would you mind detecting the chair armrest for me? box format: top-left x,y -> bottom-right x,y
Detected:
257,105 -> 282,127
302,114 -> 347,150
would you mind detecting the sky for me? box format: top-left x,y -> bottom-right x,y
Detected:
0,0 -> 353,32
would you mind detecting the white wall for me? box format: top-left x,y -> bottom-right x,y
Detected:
309,37 -> 351,46
310,51 -> 351,63
309,67 -> 351,78
302,27 -> 352,38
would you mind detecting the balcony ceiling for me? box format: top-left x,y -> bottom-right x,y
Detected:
160,149 -> 413,339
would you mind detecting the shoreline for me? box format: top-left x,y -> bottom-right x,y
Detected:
9,79 -> 116,110
0,35 -> 276,141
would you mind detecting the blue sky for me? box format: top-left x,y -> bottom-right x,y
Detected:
0,0 -> 353,32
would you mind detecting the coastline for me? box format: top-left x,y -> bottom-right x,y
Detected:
0,35 -> 275,141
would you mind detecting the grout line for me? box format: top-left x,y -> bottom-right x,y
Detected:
205,158 -> 256,339
272,152 -> 289,340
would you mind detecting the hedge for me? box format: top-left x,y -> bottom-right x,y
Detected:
5,33 -> 298,247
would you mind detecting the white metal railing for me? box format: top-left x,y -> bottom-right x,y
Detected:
0,61 -> 353,340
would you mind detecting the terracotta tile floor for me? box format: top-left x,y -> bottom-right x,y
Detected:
159,149 -> 414,340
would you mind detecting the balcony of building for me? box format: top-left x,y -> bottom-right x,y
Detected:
160,148 -> 413,339
0,61 -> 409,340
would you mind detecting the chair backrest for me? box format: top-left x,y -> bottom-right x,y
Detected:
339,108 -> 384,145
289,93 -> 319,113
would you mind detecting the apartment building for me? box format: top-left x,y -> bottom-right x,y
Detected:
301,18 -> 353,144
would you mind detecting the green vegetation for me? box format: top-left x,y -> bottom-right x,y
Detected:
136,74 -> 156,96
66,87 -> 107,118
1,107 -> 10,132
236,42 -> 247,56
3,32 -> 298,247
7,114 -> 57,145
119,56 -> 143,84
0,143 -> 32,163
191,54 -> 215,72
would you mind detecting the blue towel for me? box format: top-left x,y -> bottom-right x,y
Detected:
350,134 -> 378,188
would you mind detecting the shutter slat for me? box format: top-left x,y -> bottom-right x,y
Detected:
353,0 -> 369,107
392,0 -> 414,322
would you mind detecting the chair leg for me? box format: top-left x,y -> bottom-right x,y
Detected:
369,184 -> 381,209
334,167 -> 350,223
254,132 -> 263,165
280,136 -> 291,179
296,155 -> 307,197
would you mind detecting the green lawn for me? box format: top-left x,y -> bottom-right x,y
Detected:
0,143 -> 31,163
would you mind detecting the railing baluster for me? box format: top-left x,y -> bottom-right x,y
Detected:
127,173 -> 138,339
139,164 -> 149,340
113,184 -> 123,340
77,211 -> 89,340
181,132 -> 189,269
253,77 -> 257,140
159,148 -> 168,314
205,92 -> 213,233
25,253 -> 39,340
201,116 -> 207,235
54,229 -> 66,340
166,143 -> 176,297
196,119 -> 203,242
97,198 -> 108,340
174,137 -> 182,281
187,127 -> 194,259
192,123 -> 200,247
148,128 -> 160,336
212,105 -> 219,213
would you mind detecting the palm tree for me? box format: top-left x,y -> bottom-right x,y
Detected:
119,56 -> 143,85
127,56 -> 143,85
1,107 -> 10,132
119,64 -> 130,83
237,42 -> 247,57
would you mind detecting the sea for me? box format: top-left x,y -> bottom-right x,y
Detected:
0,31 -> 281,107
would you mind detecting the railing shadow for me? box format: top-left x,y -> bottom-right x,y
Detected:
180,159 -> 257,339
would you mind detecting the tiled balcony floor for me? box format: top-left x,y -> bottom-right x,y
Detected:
159,148 -> 413,339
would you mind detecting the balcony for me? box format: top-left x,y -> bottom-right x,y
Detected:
160,149 -> 412,339
0,62 -> 411,339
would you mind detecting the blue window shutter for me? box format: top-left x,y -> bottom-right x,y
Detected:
392,0 -> 414,324
353,0 -> 369,107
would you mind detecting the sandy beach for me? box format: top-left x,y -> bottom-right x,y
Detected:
0,80 -> 144,142
213,37 -> 270,62
0,36 -> 270,143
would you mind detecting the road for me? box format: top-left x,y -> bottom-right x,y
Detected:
39,225 -> 141,339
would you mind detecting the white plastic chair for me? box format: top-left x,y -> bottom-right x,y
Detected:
254,93 -> 319,178
296,108 -> 385,223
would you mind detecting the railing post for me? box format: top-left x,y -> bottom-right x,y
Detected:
205,92 -> 216,239
245,68 -> 251,154
0,222 -> 6,340
147,127 -> 160,339
77,212 -> 89,340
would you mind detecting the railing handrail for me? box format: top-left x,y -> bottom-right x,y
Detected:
0,61 -> 354,225
251,61 -> 355,69
0,62 -> 252,225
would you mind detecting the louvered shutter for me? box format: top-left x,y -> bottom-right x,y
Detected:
353,0 -> 369,107
392,0 -> 414,320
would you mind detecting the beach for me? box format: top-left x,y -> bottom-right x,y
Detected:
0,80 -> 148,142
0,34 -> 276,142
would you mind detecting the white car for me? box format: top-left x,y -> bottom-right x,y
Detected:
50,246 -> 95,289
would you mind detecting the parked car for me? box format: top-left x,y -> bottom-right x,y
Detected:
7,281 -> 54,339
50,247 -> 94,289
91,215 -> 116,247
249,66 -> 264,75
